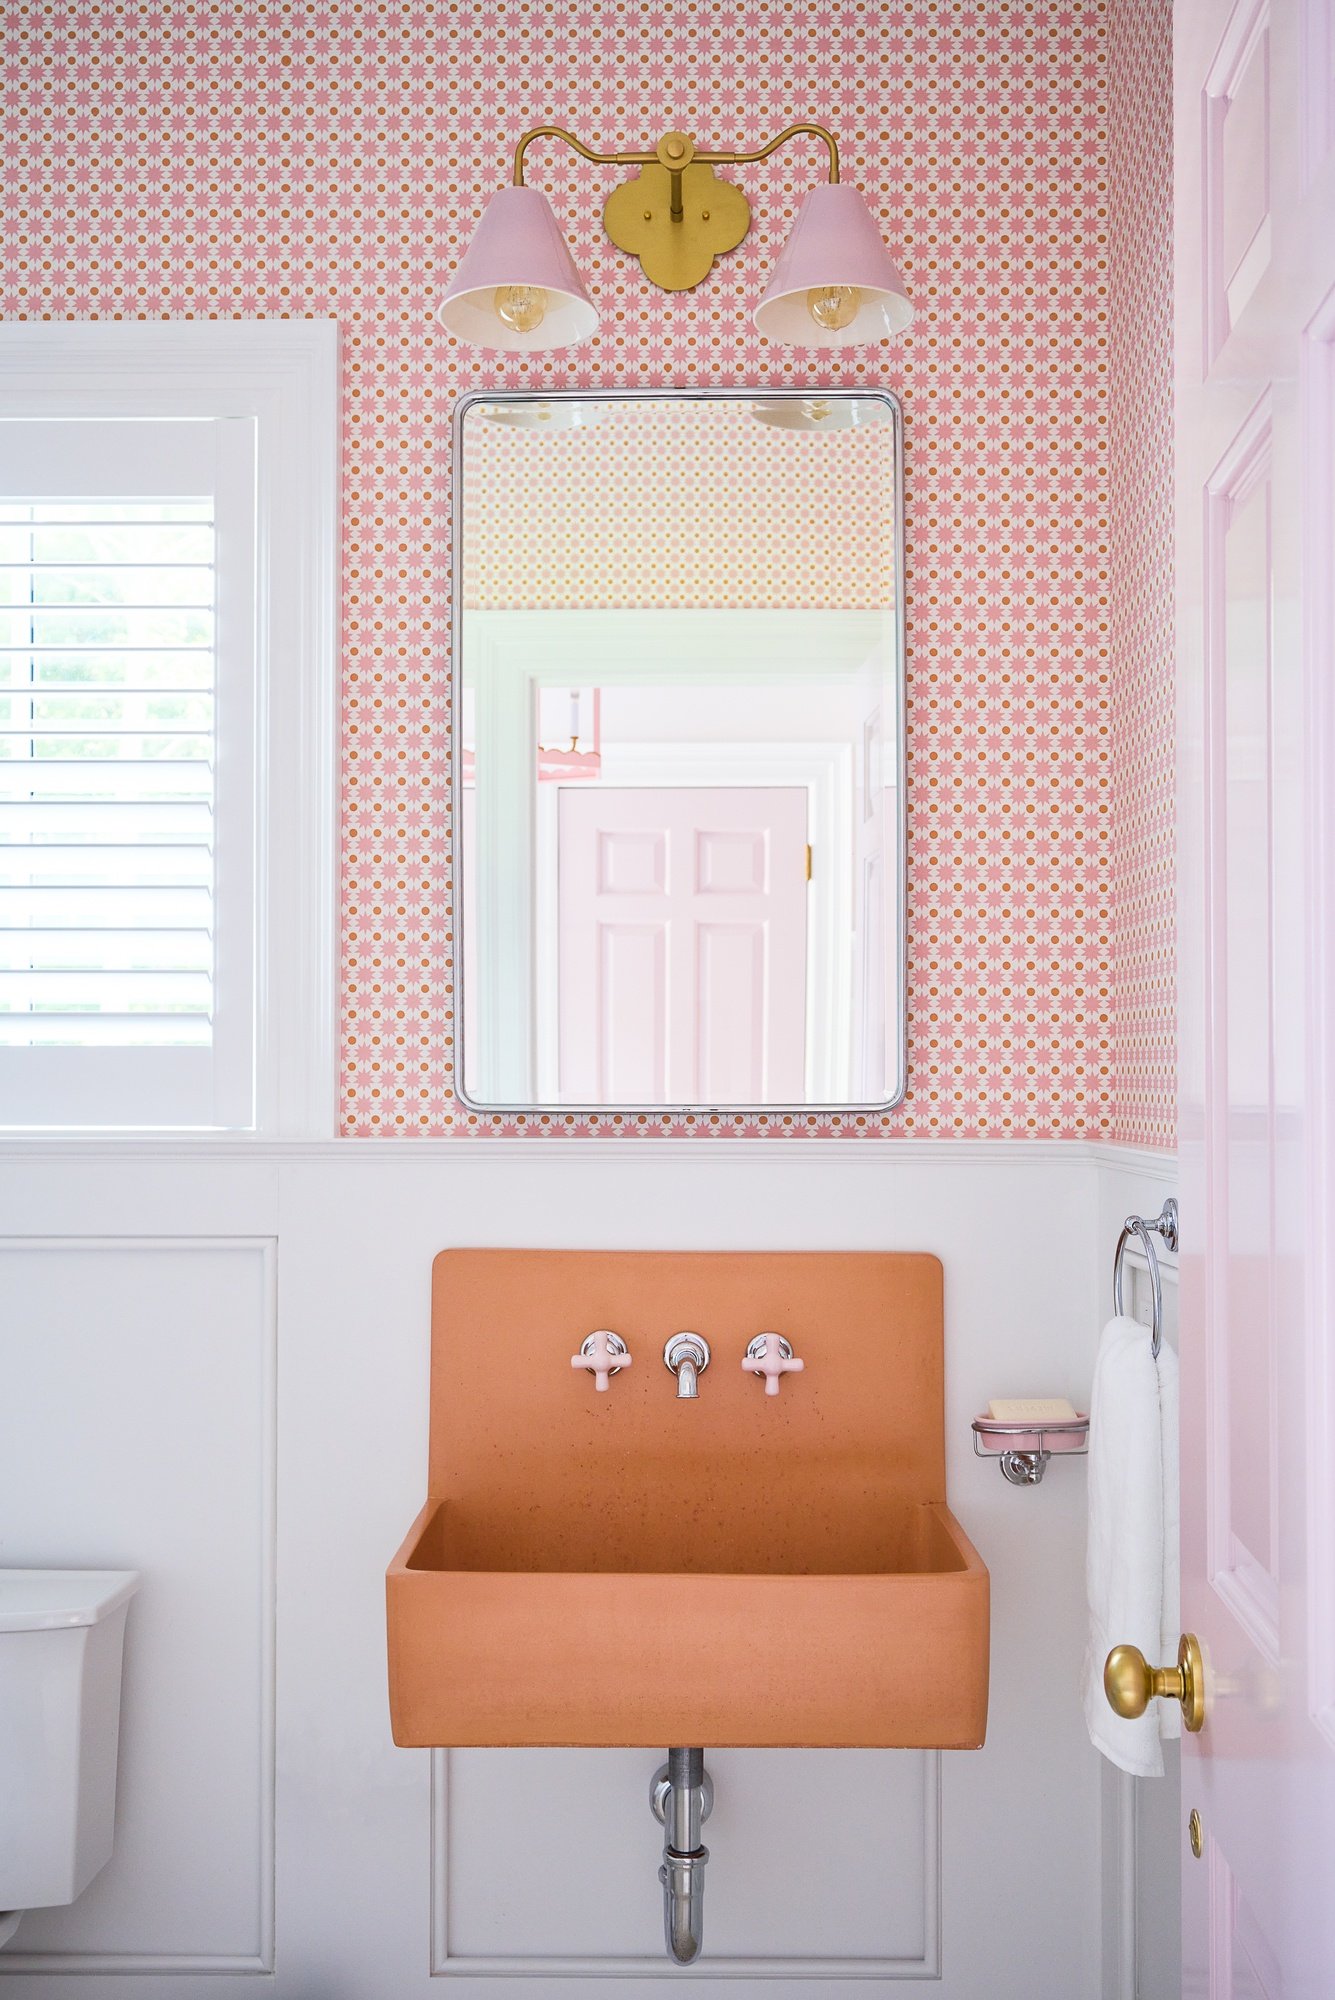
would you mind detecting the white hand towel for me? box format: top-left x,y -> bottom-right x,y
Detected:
1082,1315 -> 1180,1776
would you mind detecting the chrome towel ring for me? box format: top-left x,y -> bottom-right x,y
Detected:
1113,1198 -> 1179,1360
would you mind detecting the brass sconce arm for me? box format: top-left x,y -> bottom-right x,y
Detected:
707,123 -> 841,183
511,126 -> 659,186
510,121 -> 841,190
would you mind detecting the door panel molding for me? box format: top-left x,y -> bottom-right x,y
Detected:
1203,0 -> 1273,367
1207,1838 -> 1282,2000
1201,398 -> 1282,1664
1302,283 -> 1335,1749
1300,0 -> 1335,186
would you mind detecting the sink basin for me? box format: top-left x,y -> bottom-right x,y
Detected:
387,1250 -> 989,1749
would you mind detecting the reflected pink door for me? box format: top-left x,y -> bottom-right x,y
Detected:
557,786 -> 808,1104
1177,1 -> 1335,1992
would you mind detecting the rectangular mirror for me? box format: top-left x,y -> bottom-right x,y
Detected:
455,389 -> 905,1113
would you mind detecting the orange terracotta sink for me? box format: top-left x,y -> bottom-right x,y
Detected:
386,1250 -> 989,1750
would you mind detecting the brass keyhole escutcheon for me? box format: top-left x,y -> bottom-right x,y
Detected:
1104,1631 -> 1207,1732
1188,1809 -> 1203,1859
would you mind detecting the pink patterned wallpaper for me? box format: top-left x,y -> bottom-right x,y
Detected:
1107,0 -> 1175,1149
462,400 -> 895,610
0,0 -> 1129,1140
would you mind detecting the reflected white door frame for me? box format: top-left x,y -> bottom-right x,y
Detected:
534,744 -> 854,1102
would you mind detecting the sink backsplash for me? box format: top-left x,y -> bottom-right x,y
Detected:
425,1248 -> 947,1570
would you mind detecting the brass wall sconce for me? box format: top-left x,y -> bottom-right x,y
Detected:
437,123 -> 913,353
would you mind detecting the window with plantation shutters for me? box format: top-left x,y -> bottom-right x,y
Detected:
0,419 -> 256,1126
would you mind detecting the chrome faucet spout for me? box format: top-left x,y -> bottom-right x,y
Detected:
651,1748 -> 713,1965
663,1332 -> 710,1400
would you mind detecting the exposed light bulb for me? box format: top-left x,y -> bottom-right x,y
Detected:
493,284 -> 548,333
806,284 -> 860,332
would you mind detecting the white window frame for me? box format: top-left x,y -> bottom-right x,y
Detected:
0,322 -> 338,1137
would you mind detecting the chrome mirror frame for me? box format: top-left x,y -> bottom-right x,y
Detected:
450,384 -> 908,1118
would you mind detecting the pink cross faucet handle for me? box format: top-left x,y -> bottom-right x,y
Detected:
742,1332 -> 805,1397
571,1328 -> 631,1393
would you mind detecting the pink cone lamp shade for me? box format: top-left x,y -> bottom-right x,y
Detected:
753,183 -> 914,349
437,186 -> 599,352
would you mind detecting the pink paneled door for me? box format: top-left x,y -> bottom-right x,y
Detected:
1177,0 -> 1335,1993
557,787 -> 808,1105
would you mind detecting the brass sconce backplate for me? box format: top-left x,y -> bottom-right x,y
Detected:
509,123 -> 844,297
602,131 -> 750,290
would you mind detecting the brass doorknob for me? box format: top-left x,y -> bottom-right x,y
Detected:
1104,1632 -> 1206,1733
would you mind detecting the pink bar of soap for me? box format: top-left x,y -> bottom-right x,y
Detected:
986,1397 -> 1077,1423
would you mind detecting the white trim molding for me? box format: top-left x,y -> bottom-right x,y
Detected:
0,321 -> 340,1139
0,1134 -> 1180,1167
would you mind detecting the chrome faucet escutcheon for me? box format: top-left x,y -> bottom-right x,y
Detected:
743,1331 -> 805,1396
571,1328 -> 631,1392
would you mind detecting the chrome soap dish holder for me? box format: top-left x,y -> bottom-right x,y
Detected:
971,1412 -> 1090,1487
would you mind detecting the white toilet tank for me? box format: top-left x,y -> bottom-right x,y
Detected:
0,1570 -> 139,1914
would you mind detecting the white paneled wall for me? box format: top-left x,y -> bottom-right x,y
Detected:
0,1141 -> 1172,1998
0,1239 -> 275,1974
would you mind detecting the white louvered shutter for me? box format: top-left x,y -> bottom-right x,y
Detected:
0,419 -> 256,1126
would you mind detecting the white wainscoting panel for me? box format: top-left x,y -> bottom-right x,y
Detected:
0,1237 -> 276,1975
434,1749 -> 936,1977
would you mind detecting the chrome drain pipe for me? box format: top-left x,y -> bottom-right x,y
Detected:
650,1748 -> 713,1964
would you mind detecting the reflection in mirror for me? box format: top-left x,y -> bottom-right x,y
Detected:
455,391 -> 904,1112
